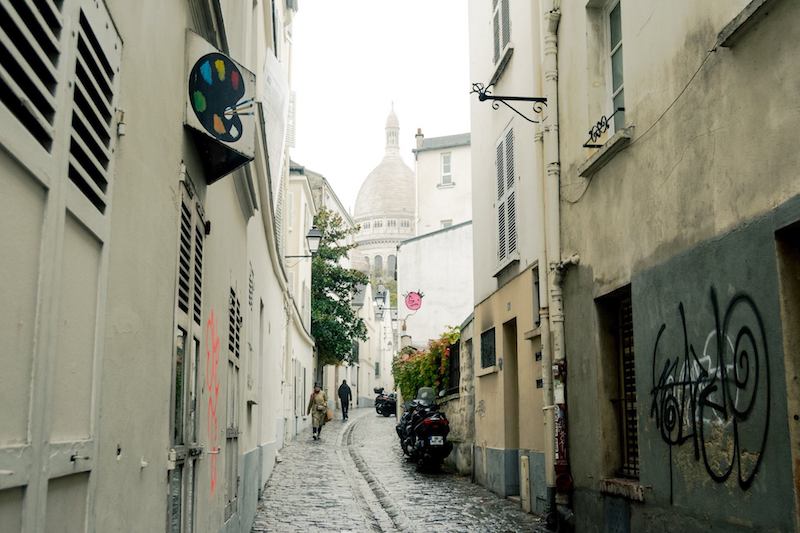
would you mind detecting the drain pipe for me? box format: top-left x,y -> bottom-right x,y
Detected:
541,1 -> 579,527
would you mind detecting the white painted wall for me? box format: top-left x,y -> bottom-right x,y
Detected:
397,222 -> 474,346
415,141 -> 472,235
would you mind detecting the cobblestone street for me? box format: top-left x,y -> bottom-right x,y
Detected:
252,408 -> 544,533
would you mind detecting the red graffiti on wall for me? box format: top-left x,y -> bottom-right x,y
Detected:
205,309 -> 221,495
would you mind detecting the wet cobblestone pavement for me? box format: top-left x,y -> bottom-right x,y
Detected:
252,408 -> 544,532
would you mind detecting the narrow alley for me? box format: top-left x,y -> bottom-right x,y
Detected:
252,409 -> 544,533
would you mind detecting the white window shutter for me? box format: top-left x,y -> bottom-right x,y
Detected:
501,0 -> 511,48
498,202 -> 507,261
507,191 -> 517,254
505,128 -> 515,190
496,141 -> 505,200
493,10 -> 500,64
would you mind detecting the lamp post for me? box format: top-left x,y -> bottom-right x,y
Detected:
285,226 -> 323,258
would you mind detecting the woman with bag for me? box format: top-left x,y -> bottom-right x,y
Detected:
306,383 -> 328,440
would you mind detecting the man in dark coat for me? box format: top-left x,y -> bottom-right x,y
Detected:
338,380 -> 352,420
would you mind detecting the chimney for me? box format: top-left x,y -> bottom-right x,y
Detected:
415,128 -> 424,150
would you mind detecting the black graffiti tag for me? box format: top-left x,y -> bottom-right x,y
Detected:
649,288 -> 769,503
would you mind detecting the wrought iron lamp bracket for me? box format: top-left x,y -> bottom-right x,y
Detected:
470,82 -> 547,124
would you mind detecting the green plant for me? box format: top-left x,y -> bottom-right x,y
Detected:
392,327 -> 460,400
311,208 -> 368,369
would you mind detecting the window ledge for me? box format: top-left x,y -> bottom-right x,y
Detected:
489,44 -> 514,86
493,253 -> 520,278
578,126 -> 634,178
476,365 -> 500,377
437,182 -> 455,189
716,0 -> 781,48
599,478 -> 645,502
524,327 -> 541,340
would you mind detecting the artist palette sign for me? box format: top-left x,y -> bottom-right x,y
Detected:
185,31 -> 256,184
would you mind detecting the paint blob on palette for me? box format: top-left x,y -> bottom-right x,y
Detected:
188,53 -> 248,143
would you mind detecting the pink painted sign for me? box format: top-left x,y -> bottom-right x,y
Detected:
404,291 -> 423,311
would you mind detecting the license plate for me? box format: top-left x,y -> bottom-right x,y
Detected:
430,436 -> 444,446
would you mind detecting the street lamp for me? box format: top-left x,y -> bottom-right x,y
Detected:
285,226 -> 323,258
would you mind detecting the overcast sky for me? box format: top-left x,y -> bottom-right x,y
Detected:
291,0 -> 471,214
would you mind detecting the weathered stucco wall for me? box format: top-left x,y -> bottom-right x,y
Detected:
557,0 -> 800,530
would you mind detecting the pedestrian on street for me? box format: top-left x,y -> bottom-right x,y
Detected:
306,383 -> 327,440
338,380 -> 353,420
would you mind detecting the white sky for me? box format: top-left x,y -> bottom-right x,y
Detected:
291,0 -> 471,214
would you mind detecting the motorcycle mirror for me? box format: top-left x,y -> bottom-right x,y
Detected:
438,390 -> 446,398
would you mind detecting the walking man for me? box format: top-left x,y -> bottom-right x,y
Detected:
338,380 -> 352,420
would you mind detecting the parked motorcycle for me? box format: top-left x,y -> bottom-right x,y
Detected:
374,387 -> 397,417
395,387 -> 452,469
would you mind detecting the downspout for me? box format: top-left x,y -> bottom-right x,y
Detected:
541,0 -> 580,527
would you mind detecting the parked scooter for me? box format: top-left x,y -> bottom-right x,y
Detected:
374,387 -> 397,417
395,387 -> 452,469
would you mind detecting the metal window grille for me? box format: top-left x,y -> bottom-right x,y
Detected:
619,296 -> 639,478
480,328 -> 496,368
446,341 -> 460,395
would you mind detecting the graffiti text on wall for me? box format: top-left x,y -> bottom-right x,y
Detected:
649,288 -> 769,503
205,309 -> 221,495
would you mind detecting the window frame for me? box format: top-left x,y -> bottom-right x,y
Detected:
440,152 -> 453,185
606,0 -> 625,132
492,0 -> 511,65
480,328 -> 496,369
495,126 -> 517,266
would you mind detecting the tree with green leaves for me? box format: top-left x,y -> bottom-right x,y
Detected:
311,208 -> 368,371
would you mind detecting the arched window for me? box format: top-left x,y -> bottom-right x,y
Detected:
374,255 -> 383,274
364,256 -> 370,270
388,255 -> 397,278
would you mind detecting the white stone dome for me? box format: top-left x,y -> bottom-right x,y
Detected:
353,109 -> 414,219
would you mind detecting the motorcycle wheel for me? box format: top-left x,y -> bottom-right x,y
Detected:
382,411 -> 391,417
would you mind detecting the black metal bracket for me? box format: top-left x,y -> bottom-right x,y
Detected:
583,108 -> 625,148
470,82 -> 547,124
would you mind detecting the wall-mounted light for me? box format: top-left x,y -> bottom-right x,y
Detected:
285,226 -> 323,259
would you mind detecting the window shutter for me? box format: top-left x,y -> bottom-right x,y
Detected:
193,214 -> 204,325
68,7 -> 119,214
505,128 -> 515,190
492,10 -> 500,64
495,141 -> 505,200
498,202 -> 507,261
507,191 -> 517,254
178,200 -> 192,315
228,288 -> 242,358
501,0 -> 511,48
0,0 -> 62,150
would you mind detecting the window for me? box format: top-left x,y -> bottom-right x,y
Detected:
598,285 -> 639,479
374,255 -> 383,273
446,341 -> 460,395
441,152 -> 452,184
374,219 -> 383,229
496,128 -> 517,263
608,1 -> 625,130
401,220 -> 411,228
374,362 -> 380,378
492,0 -> 511,64
480,328 -> 496,368
363,221 -> 371,229
388,255 -> 397,278
388,219 -> 397,227
441,220 -> 453,228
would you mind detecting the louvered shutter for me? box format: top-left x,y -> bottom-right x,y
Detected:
496,127 -> 517,263
68,8 -> 118,214
178,182 -> 206,328
507,191 -> 517,254
0,0 -> 62,150
498,202 -> 507,261
493,10 -> 500,64
501,0 -> 511,49
496,142 -> 505,200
